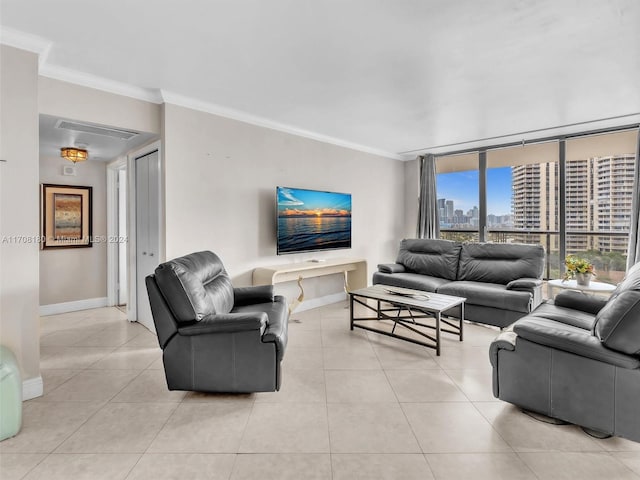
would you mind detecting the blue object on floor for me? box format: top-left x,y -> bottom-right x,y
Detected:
0,345 -> 22,441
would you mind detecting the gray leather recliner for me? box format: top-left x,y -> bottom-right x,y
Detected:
146,251 -> 288,393
490,261 -> 640,442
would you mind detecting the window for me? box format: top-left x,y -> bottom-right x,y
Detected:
436,152 -> 479,242
433,127 -> 638,283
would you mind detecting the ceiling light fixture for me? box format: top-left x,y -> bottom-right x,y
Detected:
60,147 -> 88,164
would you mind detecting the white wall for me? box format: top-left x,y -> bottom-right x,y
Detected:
0,46 -> 41,397
163,103 -> 406,301
39,156 -> 108,306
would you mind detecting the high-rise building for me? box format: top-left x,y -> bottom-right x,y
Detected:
445,200 -> 454,221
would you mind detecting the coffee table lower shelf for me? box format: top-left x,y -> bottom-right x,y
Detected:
349,287 -> 465,356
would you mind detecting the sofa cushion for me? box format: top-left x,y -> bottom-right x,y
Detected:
528,302 -> 596,330
593,290 -> 640,356
457,243 -> 544,284
437,281 -> 533,313
373,271 -> 450,293
154,251 -> 234,322
396,239 -> 461,281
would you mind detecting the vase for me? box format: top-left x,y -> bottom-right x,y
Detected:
575,272 -> 592,287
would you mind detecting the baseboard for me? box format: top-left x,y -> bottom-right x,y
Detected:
22,376 -> 43,401
39,297 -> 109,316
295,292 -> 347,312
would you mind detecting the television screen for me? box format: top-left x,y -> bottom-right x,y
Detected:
276,186 -> 352,255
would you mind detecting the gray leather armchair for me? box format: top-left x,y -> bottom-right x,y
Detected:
146,251 -> 288,393
490,261 -> 640,441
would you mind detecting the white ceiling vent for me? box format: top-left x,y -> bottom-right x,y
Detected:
55,119 -> 139,140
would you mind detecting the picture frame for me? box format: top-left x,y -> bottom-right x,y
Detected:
41,184 -> 92,249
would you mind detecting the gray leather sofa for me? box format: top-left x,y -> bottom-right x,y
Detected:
490,261 -> 640,441
146,251 -> 288,393
373,239 -> 545,327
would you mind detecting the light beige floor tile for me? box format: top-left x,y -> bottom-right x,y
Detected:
445,368 -> 496,401
402,402 -> 511,453
283,346 -> 324,370
75,323 -> 146,347
328,403 -> 420,453
255,368 -> 326,403
331,453 -> 434,479
458,322 -> 501,347
287,313 -> 322,331
386,369 -> 467,402
518,452 -> 639,480
474,401 -> 604,452
127,453 -> 236,480
425,452 -> 536,480
613,452 -> 640,476
38,369 -> 79,396
149,402 -> 252,453
596,435 -> 640,452
323,346 -> 381,370
56,402 -> 177,453
287,328 -> 323,347
325,370 -> 396,403
39,324 -> 106,347
320,328 -> 370,348
320,313 -> 351,330
145,357 -> 164,370
124,330 -> 160,348
41,370 -> 139,402
0,402 -> 104,453
87,346 -> 160,370
432,345 -> 493,370
39,347 -> 115,370
240,403 -> 330,453
0,454 -> 46,480
370,342 -> 440,370
111,369 -> 186,403
231,453 -> 331,480
22,453 -> 140,480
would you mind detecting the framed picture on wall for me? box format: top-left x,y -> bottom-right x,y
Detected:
41,184 -> 92,249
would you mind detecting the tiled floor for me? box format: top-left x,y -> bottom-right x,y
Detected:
1,302 -> 640,479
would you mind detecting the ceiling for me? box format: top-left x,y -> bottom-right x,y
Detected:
2,0 -> 640,158
39,114 -> 157,162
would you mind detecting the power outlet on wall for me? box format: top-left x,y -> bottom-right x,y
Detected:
62,165 -> 77,176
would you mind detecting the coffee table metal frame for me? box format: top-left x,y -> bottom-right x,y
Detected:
349,285 -> 466,356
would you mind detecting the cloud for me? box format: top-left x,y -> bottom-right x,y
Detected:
278,188 -> 304,206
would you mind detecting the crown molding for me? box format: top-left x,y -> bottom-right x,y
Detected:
160,90 -> 405,161
39,64 -> 164,104
0,26 -> 50,54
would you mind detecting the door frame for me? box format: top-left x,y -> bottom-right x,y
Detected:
106,157 -> 127,309
126,140 -> 163,323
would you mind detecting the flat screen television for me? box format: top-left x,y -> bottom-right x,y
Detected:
276,186 -> 352,255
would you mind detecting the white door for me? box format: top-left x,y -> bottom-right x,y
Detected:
135,150 -> 161,331
117,168 -> 128,306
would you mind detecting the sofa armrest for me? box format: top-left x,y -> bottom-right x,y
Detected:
506,278 -> 542,291
489,328 -> 517,368
377,263 -> 406,274
513,317 -> 640,369
233,285 -> 274,306
177,312 -> 267,336
554,290 -> 609,315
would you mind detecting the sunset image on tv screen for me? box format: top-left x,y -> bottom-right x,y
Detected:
277,187 -> 352,254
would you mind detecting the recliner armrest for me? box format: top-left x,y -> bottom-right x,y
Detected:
506,278 -> 542,292
233,285 -> 274,306
377,263 -> 406,274
178,312 -> 267,336
554,290 -> 609,315
513,317 -> 640,369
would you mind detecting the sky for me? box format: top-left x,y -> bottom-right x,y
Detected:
277,187 -> 352,216
437,167 -> 512,216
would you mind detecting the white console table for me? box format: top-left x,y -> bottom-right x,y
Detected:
253,258 -> 367,313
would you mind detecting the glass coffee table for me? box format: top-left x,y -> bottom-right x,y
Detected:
349,284 -> 466,356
